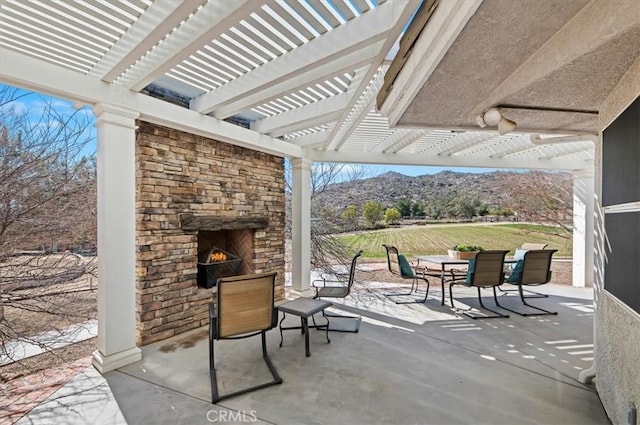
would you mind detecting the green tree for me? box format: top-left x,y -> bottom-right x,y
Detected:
396,199 -> 412,217
362,200 -> 384,228
384,207 -> 402,225
477,204 -> 489,217
411,201 -> 426,217
341,205 -> 359,230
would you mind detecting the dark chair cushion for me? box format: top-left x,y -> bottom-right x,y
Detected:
506,259 -> 524,283
465,258 -> 476,286
398,254 -> 414,277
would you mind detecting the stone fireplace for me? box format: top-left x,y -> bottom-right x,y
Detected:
135,122 -> 286,346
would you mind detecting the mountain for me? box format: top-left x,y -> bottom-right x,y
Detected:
310,170 -> 570,213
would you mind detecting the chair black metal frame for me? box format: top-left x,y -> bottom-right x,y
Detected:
495,249 -> 558,316
498,243 -> 550,298
382,244 -> 439,304
448,250 -> 510,319
209,272 -> 282,403
311,250 -> 363,332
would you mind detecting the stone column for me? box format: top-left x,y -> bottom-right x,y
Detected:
92,104 -> 141,373
572,170 -> 595,288
290,158 -> 313,295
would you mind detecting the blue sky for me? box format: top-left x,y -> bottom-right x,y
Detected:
1,83 -> 497,177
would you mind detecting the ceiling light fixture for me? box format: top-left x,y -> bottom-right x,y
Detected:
477,108 -> 517,135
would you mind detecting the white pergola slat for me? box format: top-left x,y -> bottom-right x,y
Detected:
90,0 -> 206,83
437,132 -> 497,156
121,0 -> 265,91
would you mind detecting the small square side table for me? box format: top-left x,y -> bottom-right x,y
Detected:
278,298 -> 332,357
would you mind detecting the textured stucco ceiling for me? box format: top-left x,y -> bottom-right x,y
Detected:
394,0 -> 640,134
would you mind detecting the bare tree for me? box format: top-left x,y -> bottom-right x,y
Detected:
285,160 -> 370,274
0,86 -> 97,375
498,171 -> 573,237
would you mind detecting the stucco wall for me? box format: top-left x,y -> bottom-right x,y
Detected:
596,56 -> 640,425
596,295 -> 640,424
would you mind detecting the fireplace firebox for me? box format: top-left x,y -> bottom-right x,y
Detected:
197,247 -> 242,288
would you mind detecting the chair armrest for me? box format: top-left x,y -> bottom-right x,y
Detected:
312,275 -> 348,287
416,265 -> 442,278
311,276 -> 328,288
209,302 -> 218,340
447,269 -> 467,281
271,306 -> 279,329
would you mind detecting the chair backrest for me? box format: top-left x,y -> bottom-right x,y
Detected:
216,272 -> 276,338
467,250 -> 508,287
520,249 -> 557,285
345,250 -> 363,293
520,242 -> 548,250
383,244 -> 412,278
383,244 -> 402,276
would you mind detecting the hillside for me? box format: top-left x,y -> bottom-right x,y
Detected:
310,170 -> 571,216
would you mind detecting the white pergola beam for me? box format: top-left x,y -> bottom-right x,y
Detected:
120,0 -> 265,92
190,1 -> 406,117
89,0 -> 206,82
207,44 -> 381,120
308,149 -> 592,171
291,127 -> 334,148
251,92 -> 348,136
268,112 -> 341,138
0,48 -> 302,159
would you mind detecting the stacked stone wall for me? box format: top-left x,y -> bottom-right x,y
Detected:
135,122 -> 285,345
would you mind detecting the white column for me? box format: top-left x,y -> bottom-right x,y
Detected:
291,158 -> 313,295
92,104 -> 141,373
572,170 -> 595,288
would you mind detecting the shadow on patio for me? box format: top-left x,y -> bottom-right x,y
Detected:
103,282 -> 608,425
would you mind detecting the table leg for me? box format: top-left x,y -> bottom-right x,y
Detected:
302,317 -> 310,357
324,313 -> 331,344
440,269 -> 446,305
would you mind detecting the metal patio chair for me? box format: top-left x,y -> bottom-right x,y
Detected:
499,243 -> 550,298
312,250 -> 363,332
448,250 -> 510,319
495,249 -> 558,316
382,244 -> 439,304
209,272 -> 282,403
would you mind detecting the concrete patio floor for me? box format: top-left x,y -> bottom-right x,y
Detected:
20,282 -> 609,425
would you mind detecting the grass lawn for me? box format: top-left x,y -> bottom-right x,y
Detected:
334,223 -> 572,259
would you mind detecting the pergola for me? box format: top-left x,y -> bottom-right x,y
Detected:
1,1 -> 638,422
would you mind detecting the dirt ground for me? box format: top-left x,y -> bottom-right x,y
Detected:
1,255 -> 97,383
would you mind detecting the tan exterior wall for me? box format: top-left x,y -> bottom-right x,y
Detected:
596,56 -> 640,425
135,122 -> 286,346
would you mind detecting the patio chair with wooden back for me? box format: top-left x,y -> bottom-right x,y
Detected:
495,249 -> 558,316
209,272 -> 282,403
312,250 -> 363,332
382,244 -> 439,304
499,242 -> 550,298
448,250 -> 510,319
